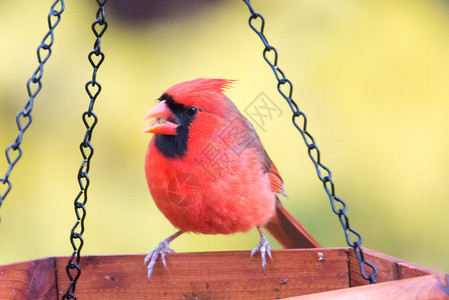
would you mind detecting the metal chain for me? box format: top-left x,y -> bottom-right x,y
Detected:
62,1 -> 108,299
0,0 -> 65,220
241,0 -> 377,284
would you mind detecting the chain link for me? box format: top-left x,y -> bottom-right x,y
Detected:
242,0 -> 377,284
0,0 -> 65,220
62,1 -> 108,299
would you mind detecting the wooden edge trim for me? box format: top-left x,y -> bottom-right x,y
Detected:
285,274 -> 449,300
362,248 -> 448,284
52,249 -> 349,299
0,257 -> 58,299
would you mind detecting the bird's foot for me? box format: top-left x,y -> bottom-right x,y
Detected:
144,231 -> 182,281
251,233 -> 272,273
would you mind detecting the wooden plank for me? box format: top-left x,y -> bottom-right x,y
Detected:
349,248 -> 448,287
287,274 -> 449,300
0,257 -> 57,300
55,249 -> 349,299
348,247 -> 398,286
397,260 -> 448,283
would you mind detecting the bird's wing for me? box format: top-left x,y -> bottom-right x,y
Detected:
263,153 -> 287,196
241,116 -> 321,249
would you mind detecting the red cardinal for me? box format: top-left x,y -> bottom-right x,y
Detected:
143,78 -> 318,280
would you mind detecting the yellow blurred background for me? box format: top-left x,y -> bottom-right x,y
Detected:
1,0 -> 448,276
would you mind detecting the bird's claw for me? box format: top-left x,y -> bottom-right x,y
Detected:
144,239 -> 175,281
251,235 -> 272,273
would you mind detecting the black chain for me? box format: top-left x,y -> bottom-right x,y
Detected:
242,0 -> 377,284
0,0 -> 65,220
62,1 -> 108,299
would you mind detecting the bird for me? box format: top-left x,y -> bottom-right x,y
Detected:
142,78 -> 319,281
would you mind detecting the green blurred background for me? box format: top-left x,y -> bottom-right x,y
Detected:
1,0 -> 448,274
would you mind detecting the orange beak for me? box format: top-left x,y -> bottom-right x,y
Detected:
142,100 -> 179,135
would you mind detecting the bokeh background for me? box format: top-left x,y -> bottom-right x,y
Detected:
1,0 -> 448,274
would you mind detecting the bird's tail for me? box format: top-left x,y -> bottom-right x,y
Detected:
264,198 -> 320,249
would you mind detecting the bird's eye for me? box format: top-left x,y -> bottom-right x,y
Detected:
184,107 -> 198,117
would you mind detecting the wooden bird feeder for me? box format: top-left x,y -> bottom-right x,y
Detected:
0,206 -> 448,299
1,246 -> 448,299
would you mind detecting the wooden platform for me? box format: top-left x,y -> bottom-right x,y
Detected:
0,248 -> 447,299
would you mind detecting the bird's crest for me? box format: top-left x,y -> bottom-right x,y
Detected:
164,78 -> 235,106
167,78 -> 234,94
